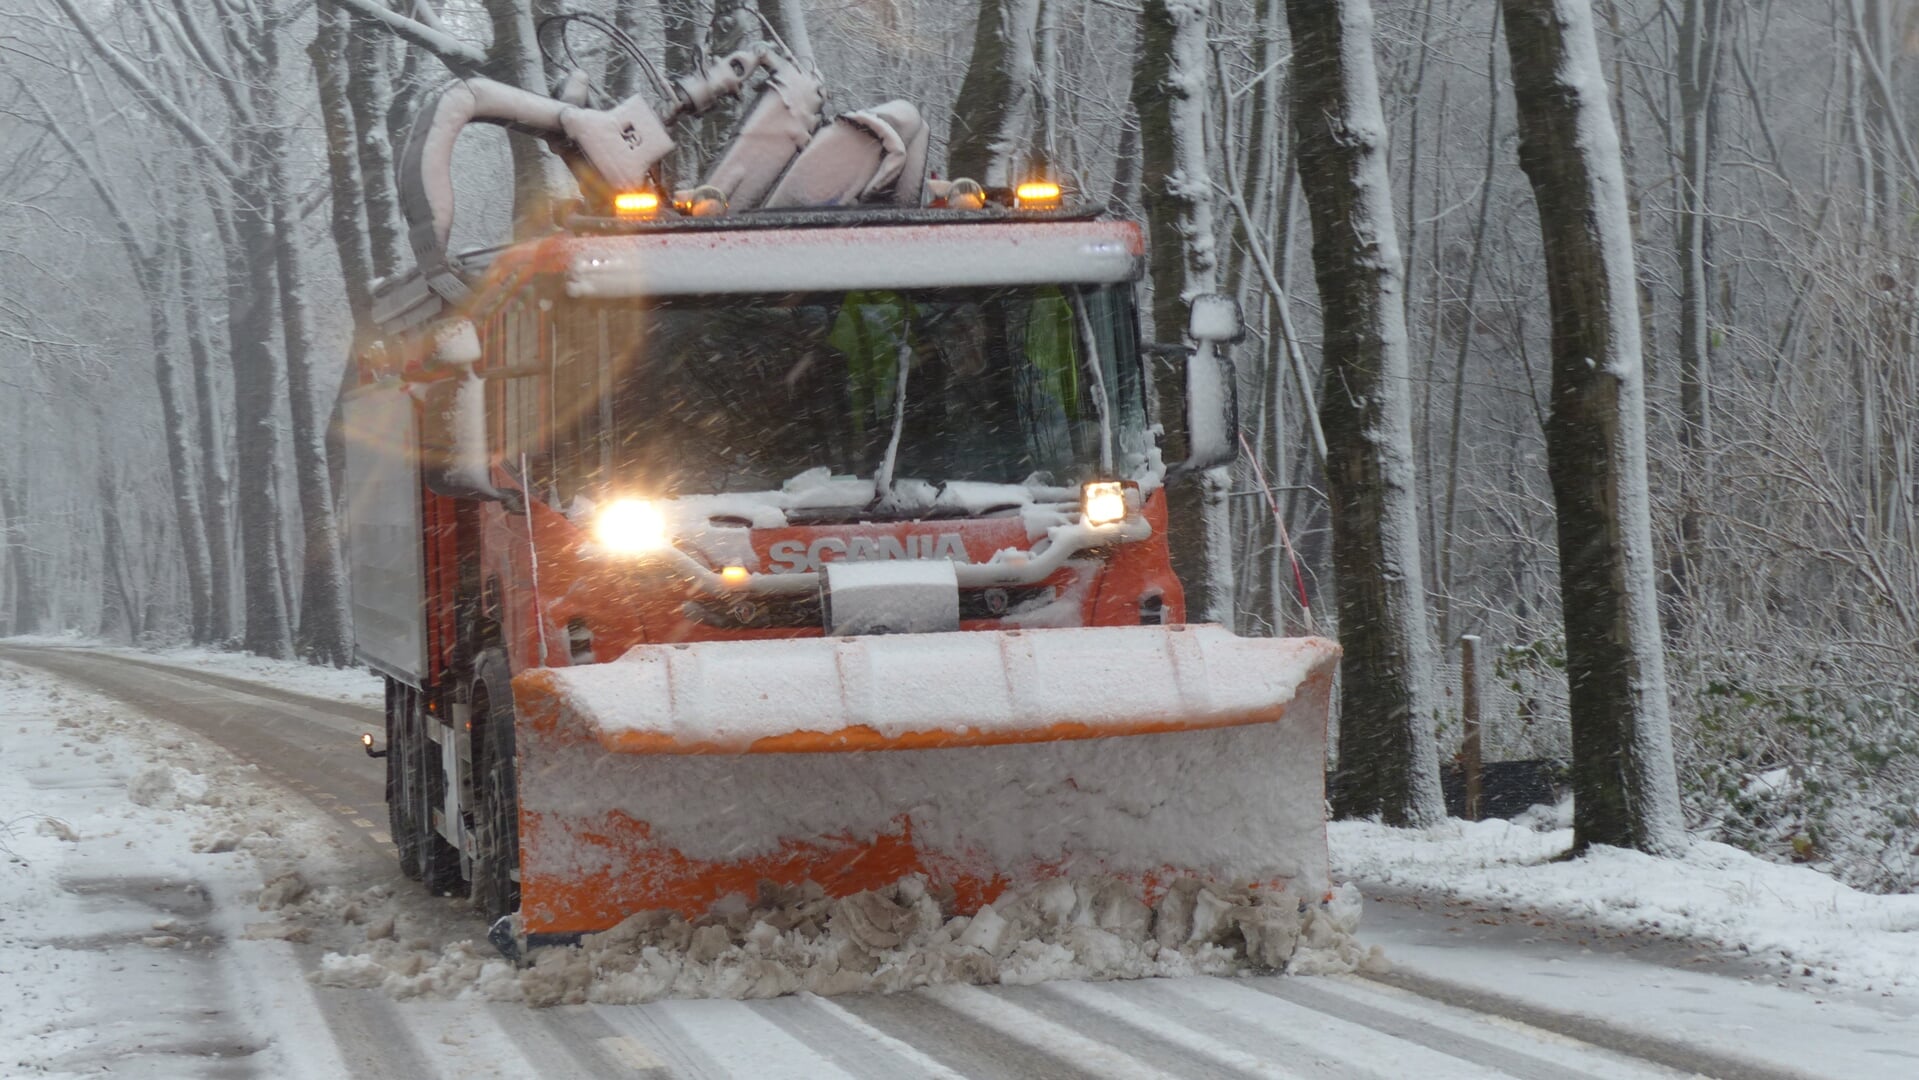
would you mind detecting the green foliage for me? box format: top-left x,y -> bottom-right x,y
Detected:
1679,665 -> 1919,893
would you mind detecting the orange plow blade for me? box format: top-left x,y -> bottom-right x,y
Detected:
510,625 -> 1338,940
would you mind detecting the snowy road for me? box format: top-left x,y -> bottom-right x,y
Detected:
2,645 -> 1897,1079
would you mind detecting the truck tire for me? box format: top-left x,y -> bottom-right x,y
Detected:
472,654 -> 521,924
385,678 -> 422,879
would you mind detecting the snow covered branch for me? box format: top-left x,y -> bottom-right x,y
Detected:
319,0 -> 489,77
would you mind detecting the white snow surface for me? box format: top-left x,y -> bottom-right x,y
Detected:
320,876 -> 1374,1008
1332,811 -> 1919,995
2,633 -> 382,708
0,661 -> 363,1078
553,624 -> 1333,745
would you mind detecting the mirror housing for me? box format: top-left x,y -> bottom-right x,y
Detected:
1161,294 -> 1242,476
415,319 -> 524,511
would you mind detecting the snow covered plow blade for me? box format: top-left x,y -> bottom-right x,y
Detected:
510,625 -> 1338,940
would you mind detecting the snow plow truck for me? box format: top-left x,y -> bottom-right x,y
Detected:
342,15 -> 1339,951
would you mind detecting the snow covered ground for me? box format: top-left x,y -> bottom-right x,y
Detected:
1333,810 -> 1919,997
12,639 -> 1919,1077
19,633 -> 1919,1005
0,659 -> 369,1077
2,632 -> 383,708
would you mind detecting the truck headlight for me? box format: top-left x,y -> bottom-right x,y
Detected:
1081,481 -> 1128,526
594,498 -> 668,554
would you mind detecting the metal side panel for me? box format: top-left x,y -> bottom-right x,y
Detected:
343,382 -> 426,683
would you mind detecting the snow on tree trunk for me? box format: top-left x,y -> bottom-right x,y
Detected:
1285,0 -> 1445,827
0,476 -> 41,636
258,99 -> 354,664
761,0 -> 817,72
483,0 -> 569,231
139,266 -> 214,645
1501,0 -> 1685,855
346,17 -> 407,280
176,211 -> 236,646
314,6 -> 377,323
221,186 -> 295,660
947,0 -> 1041,186
1132,0 -> 1234,627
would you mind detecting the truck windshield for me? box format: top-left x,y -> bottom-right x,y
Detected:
536,285 -> 1149,505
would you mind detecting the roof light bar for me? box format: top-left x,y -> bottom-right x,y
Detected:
1014,181 -> 1063,210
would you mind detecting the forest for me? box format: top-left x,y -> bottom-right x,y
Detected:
1,0 -> 1914,893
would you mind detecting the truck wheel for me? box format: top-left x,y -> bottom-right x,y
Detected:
385,679 -> 422,879
472,659 -> 520,924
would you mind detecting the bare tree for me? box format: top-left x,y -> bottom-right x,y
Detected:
948,0 -> 1041,185
1502,0 -> 1684,855
1130,0 -> 1235,626
1286,0 -> 1444,827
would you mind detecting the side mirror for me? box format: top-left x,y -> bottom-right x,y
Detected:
416,320 -> 524,512
418,373 -> 523,513
1179,294 -> 1241,474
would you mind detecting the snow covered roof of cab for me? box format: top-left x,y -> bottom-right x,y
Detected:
545,216 -> 1143,298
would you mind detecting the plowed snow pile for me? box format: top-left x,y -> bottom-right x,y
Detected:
317,876 -> 1377,1006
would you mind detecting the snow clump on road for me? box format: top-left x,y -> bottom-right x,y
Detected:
316,876 -> 1379,1006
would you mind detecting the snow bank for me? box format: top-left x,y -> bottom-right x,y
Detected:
1332,813 -> 1919,994
317,877 -> 1377,1007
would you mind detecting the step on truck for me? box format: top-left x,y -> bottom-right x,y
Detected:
342,14 -> 1338,951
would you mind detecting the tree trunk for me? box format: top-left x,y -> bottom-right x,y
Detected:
138,259 -> 215,644
177,212 -> 236,646
0,475 -> 40,636
484,0 -> 569,229
759,0 -> 816,71
313,6 -> 377,323
948,0 -> 1041,186
258,83 -> 354,665
346,13 -> 407,279
1286,0 -> 1444,827
1131,0 -> 1231,624
221,183 -> 296,660
1501,0 -> 1685,855
96,465 -> 136,645
1672,0 -> 1723,606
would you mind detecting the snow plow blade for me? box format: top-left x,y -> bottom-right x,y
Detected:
510,625 -> 1338,939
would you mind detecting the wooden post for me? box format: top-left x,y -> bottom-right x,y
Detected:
1460,634 -> 1484,821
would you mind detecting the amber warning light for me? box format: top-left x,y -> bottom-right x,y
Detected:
1014,181 -> 1063,210
613,191 -> 661,217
